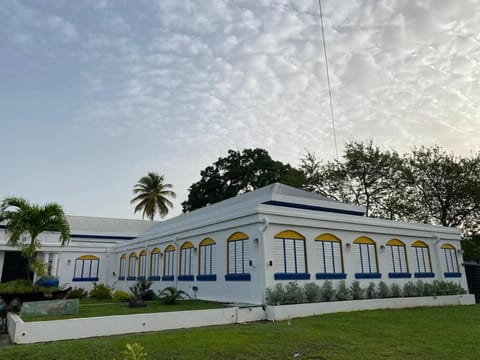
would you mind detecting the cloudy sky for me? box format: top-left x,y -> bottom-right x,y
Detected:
1,0 -> 479,220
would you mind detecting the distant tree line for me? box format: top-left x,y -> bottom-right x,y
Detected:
181,143 -> 480,260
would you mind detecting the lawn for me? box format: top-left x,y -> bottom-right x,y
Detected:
2,304 -> 479,359
21,299 -> 227,322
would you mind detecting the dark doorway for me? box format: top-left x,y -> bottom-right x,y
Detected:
464,261 -> 480,303
1,252 -> 31,282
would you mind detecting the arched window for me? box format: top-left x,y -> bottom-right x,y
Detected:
441,243 -> 461,277
197,238 -> 216,281
128,252 -> 138,280
274,230 -> 309,280
353,237 -> 381,279
149,248 -> 162,281
412,241 -> 434,278
163,245 -> 176,281
386,239 -> 410,278
225,232 -> 250,281
138,250 -> 148,280
119,254 -> 127,280
73,255 -> 99,281
179,242 -> 195,281
314,233 -> 345,279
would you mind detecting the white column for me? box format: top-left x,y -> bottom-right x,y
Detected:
51,253 -> 59,277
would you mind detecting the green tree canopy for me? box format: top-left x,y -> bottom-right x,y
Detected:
131,172 -> 176,220
0,197 -> 70,280
182,148 -> 305,212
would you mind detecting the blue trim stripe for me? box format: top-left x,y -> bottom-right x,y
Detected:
262,200 -> 364,216
388,272 -> 411,279
444,272 -> 461,278
126,276 -> 137,281
414,272 -> 435,278
274,273 -> 310,280
225,273 -> 251,281
72,277 -> 99,282
355,272 -> 381,279
162,275 -> 174,281
197,274 -> 217,281
178,275 -> 194,281
148,276 -> 161,281
316,273 -> 346,280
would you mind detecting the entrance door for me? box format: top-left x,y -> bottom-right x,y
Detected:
1,252 -> 31,282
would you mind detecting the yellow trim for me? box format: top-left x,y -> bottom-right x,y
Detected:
165,244 -> 175,252
129,252 -> 138,258
353,236 -> 375,245
120,253 -> 126,259
315,233 -> 341,242
149,248 -> 161,276
151,247 -> 161,255
77,255 -> 99,260
386,239 -> 405,247
139,249 -> 147,256
274,230 -> 305,240
228,232 -> 249,241
441,243 -> 455,249
199,237 -> 216,246
180,241 -> 194,250
412,241 -> 428,248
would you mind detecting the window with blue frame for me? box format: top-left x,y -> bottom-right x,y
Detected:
119,254 -> 126,280
163,245 -> 175,281
198,237 -> 216,281
314,233 -> 345,279
149,248 -> 162,280
354,237 -> 381,279
441,243 -> 461,277
386,239 -> 411,278
138,250 -> 147,280
179,242 -> 194,281
73,255 -> 99,281
225,232 -> 250,281
412,241 -> 434,278
128,252 -> 138,280
274,230 -> 310,280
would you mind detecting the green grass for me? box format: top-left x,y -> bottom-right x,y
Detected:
21,299 -> 227,322
2,304 -> 479,359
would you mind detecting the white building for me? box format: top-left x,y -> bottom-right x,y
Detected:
0,183 -> 468,305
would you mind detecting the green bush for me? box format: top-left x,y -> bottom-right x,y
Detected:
304,282 -> 322,303
112,290 -> 133,303
366,282 -> 376,299
432,280 -> 466,296
66,287 -> 88,299
265,284 -> 286,305
376,281 -> 391,298
390,283 -> 402,297
403,281 -> 418,297
89,283 -> 113,299
158,286 -> 189,305
350,281 -> 364,300
284,282 -> 304,304
320,280 -> 336,302
335,281 -> 351,301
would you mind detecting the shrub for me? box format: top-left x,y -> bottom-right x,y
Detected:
320,281 -> 336,302
390,283 -> 402,297
349,281 -> 364,300
284,282 -> 305,304
403,281 -> 418,297
113,342 -> 147,360
335,281 -> 351,301
112,290 -> 133,303
66,287 -> 88,299
424,282 -> 435,296
89,283 -> 113,299
366,282 -> 376,299
158,286 -> 189,305
304,282 -> 322,303
414,280 -> 426,296
376,281 -> 391,298
265,284 -> 286,305
433,280 -> 467,296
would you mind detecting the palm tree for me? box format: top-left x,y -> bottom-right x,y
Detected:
0,197 -> 70,280
131,172 -> 176,220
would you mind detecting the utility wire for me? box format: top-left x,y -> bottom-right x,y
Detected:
318,0 -> 339,159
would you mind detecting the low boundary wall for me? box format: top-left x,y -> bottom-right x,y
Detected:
7,294 -> 476,344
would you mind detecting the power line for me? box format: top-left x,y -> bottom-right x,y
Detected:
318,0 -> 339,159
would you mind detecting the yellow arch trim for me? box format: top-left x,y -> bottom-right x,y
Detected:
165,244 -> 175,252
181,241 -> 194,250
77,255 -> 98,260
151,247 -> 161,255
129,252 -> 138,258
120,253 -> 126,259
139,249 -> 147,256
386,239 -> 405,247
200,237 -> 216,246
412,241 -> 428,248
441,243 -> 456,249
354,236 -> 375,245
228,232 -> 249,241
275,230 -> 305,240
315,233 -> 341,242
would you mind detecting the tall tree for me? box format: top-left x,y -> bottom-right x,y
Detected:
131,172 -> 176,220
0,197 -> 70,280
182,148 -> 305,212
